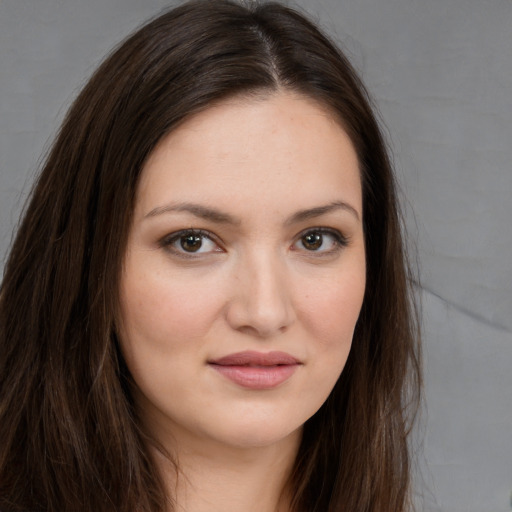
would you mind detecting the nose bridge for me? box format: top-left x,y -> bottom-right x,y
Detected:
227,246 -> 294,337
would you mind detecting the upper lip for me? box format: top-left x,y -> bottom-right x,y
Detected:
209,350 -> 300,366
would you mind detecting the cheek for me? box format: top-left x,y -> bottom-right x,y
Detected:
117,264 -> 230,407
301,266 -> 366,349
296,268 -> 365,412
119,265 -> 227,350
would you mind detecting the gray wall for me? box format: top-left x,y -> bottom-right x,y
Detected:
1,1 -> 511,510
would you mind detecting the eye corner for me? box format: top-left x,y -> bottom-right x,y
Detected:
159,228 -> 225,258
292,227 -> 349,255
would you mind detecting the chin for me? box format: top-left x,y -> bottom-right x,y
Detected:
185,411 -> 305,451
216,424 -> 303,451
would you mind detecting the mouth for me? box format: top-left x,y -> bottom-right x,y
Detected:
208,350 -> 302,389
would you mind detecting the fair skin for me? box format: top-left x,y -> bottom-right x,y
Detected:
119,91 -> 366,512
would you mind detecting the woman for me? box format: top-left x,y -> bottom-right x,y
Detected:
0,1 -> 421,511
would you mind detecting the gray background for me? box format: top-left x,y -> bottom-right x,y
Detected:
0,0 -> 511,510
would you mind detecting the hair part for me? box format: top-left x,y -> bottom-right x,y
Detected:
0,1 -> 421,511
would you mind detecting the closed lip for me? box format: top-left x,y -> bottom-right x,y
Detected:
208,350 -> 301,367
208,350 -> 302,389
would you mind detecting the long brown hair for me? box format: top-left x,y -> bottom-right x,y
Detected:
0,1 -> 421,511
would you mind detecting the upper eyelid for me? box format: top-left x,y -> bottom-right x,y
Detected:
292,227 -> 350,253
297,226 -> 341,235
159,226 -> 348,251
295,226 -> 348,241
160,228 -> 224,251
162,228 -> 218,243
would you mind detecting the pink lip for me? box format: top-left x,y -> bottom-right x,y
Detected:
208,351 -> 301,389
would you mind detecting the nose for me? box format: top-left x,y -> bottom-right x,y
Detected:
225,251 -> 295,338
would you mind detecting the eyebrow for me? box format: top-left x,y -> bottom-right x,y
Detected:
144,202 -> 240,224
285,201 -> 360,224
144,200 -> 360,224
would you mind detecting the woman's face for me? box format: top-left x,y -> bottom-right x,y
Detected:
118,92 -> 366,452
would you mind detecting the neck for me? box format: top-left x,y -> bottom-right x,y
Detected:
152,429 -> 301,512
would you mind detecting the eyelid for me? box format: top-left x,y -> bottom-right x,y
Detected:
292,227 -> 349,253
158,226 -> 349,259
159,228 -> 224,258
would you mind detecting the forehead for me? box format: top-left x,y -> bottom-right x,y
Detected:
135,91 -> 362,220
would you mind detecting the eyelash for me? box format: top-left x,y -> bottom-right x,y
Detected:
293,227 -> 349,255
159,227 -> 349,259
159,229 -> 224,258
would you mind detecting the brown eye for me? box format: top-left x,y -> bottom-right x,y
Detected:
293,228 -> 348,254
302,232 -> 323,250
161,229 -> 222,257
180,234 -> 203,252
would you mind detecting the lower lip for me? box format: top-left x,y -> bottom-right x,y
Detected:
209,364 -> 299,389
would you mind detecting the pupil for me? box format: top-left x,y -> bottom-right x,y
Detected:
181,234 -> 202,252
303,232 -> 322,250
